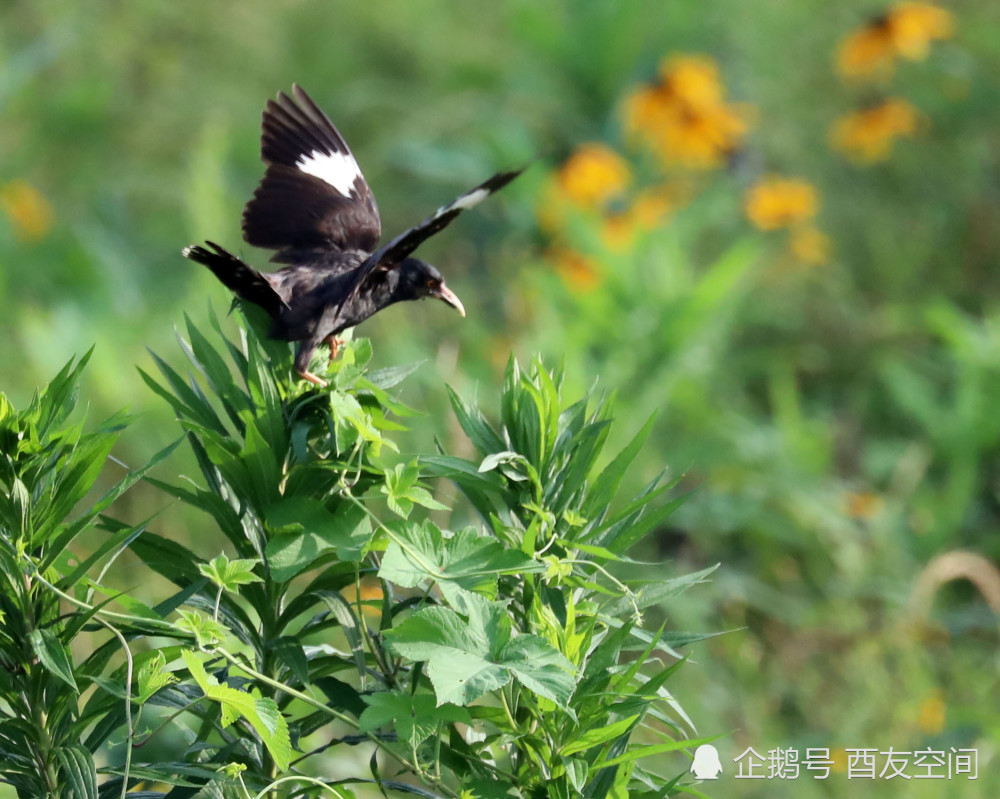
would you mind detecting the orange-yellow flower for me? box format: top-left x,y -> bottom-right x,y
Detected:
1,180 -> 53,242
789,226 -> 831,265
837,2 -> 953,79
889,2 -> 954,59
537,144 -> 631,234
658,55 -> 725,110
830,98 -> 919,162
557,143 -> 631,210
744,177 -> 819,231
838,19 -> 897,78
623,54 -> 751,170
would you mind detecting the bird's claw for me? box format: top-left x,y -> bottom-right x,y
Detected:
325,336 -> 345,363
297,370 -> 329,388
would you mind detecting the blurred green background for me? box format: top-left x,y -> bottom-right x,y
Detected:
2,0 -> 998,795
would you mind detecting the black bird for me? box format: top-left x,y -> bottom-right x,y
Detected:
183,85 -> 522,386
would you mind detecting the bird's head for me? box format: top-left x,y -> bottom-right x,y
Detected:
396,258 -> 466,317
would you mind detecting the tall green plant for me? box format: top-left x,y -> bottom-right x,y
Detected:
419,358 -> 719,798
0,353 -> 176,798
1,310 -> 718,798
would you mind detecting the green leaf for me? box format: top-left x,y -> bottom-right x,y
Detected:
359,691 -> 470,749
460,778 -> 521,799
265,497 -> 371,580
585,414 -> 656,517
173,610 -> 226,648
35,349 -> 92,437
379,522 -> 543,605
199,553 -> 263,591
446,385 -> 505,456
596,733 -> 723,770
30,628 -> 78,690
381,461 -> 448,518
272,636 -> 309,685
182,650 -> 290,771
330,389 -> 387,449
385,594 -> 576,707
136,651 -> 177,704
366,360 -> 425,390
561,714 -> 639,756
56,745 -> 97,799
603,565 -> 719,617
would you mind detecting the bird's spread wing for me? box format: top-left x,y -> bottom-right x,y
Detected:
242,85 -> 381,263
335,167 -> 523,314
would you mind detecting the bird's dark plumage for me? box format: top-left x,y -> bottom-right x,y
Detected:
184,84 -> 521,386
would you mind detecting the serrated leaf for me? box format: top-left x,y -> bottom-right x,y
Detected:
366,360 -> 424,390
385,595 -> 575,707
182,650 -> 290,770
199,553 -> 262,591
446,386 -> 505,456
137,651 -> 177,704
265,497 -> 371,579
359,691 -> 470,749
30,628 -> 78,690
379,522 -> 542,605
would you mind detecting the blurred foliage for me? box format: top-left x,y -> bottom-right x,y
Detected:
2,0 -> 1000,795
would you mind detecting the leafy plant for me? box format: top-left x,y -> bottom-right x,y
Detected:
1,310 -> 716,798
420,357 -> 719,798
0,352 -> 177,797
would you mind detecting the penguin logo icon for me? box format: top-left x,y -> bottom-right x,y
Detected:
691,744 -> 723,780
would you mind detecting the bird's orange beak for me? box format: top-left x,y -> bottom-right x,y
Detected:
431,282 -> 466,318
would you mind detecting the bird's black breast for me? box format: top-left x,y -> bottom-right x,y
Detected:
265,250 -> 368,341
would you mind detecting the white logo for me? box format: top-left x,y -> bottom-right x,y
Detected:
691,744 -> 723,780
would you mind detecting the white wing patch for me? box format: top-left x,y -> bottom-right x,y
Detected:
296,149 -> 362,197
445,186 -> 489,213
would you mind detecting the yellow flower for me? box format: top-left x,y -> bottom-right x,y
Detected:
744,177 -> 819,231
1,180 -> 53,242
537,144 -> 631,234
623,54 -> 751,170
789,225 -> 831,265
837,17 -> 897,78
917,693 -> 946,733
831,98 -> 919,163
557,143 -> 631,210
837,3 -> 953,79
658,55 -> 725,110
889,2 -> 954,60
549,247 -> 601,291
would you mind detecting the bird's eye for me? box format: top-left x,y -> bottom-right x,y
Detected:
426,279 -> 436,289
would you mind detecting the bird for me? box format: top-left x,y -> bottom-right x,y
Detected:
183,85 -> 522,387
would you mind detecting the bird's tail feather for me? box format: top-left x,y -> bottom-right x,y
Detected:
182,241 -> 287,318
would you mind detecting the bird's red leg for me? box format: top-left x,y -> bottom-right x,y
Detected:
297,369 -> 328,388
325,336 -> 345,363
